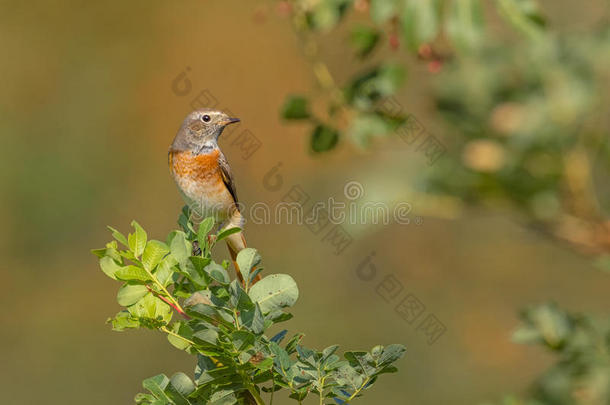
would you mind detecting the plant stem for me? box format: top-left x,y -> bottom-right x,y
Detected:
143,268 -> 186,315
160,325 -> 194,346
160,326 -> 221,367
318,375 -> 326,405
269,374 -> 274,405
346,377 -> 370,403
146,285 -> 188,317
246,384 -> 266,405
234,309 -> 241,330
237,369 -> 266,405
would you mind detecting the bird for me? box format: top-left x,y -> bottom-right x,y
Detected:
168,108 -> 260,285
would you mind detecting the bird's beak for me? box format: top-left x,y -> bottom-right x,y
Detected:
221,117 -> 240,126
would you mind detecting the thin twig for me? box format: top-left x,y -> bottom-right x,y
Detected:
146,285 -> 189,318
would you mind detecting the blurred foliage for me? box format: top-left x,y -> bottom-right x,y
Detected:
278,0 -> 547,151
276,0 -> 610,254
93,208 -> 405,404
272,1 -> 610,404
484,303 -> 610,405
426,27 -> 610,255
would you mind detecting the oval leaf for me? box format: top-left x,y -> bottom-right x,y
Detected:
128,220 -> 147,258
99,256 -> 121,280
117,284 -> 148,306
311,124 -> 339,153
281,95 -> 310,120
248,274 -> 299,314
236,248 -> 261,285
142,240 -> 169,271
115,265 -> 150,282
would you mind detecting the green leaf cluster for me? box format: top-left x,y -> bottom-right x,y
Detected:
280,62 -> 407,152
424,28 -> 610,225
485,303 -> 610,405
278,0 -> 548,153
93,208 -> 405,404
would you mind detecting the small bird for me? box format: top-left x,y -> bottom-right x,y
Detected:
168,108 -> 260,285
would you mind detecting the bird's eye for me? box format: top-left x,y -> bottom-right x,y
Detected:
201,115 -> 211,122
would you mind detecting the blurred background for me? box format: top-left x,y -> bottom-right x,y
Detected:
1,0 -> 609,404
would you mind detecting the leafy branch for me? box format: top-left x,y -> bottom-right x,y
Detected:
276,0 -> 548,152
93,207 -> 405,404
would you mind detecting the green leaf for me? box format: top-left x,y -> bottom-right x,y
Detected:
208,388 -> 238,404
248,267 -> 264,285
92,241 -> 122,262
177,260 -> 208,290
322,345 -> 340,362
266,310 -> 293,325
134,392 -> 155,404
281,95 -> 310,120
236,248 -> 260,287
128,293 -> 172,324
350,25 -> 380,58
186,303 -> 233,329
142,240 -> 170,271
190,257 -> 212,285
170,372 -> 196,396
129,221 -> 148,258
310,124 -> 339,153
515,303 -> 571,349
334,364 -> 365,392
115,265 -> 151,282
254,357 -> 274,371
205,262 -> 230,285
156,257 -> 177,286
169,231 -> 192,265
239,303 -> 266,334
270,342 -> 294,372
167,322 -> 194,351
177,205 -> 196,238
309,1 -> 347,32
231,330 -> 255,352
193,329 -> 219,347
248,274 -> 299,314
496,0 -> 546,39
344,64 -> 406,109
117,284 -> 149,306
446,0 -> 485,51
216,227 -> 241,242
107,225 -> 129,246
99,256 -> 122,280
197,217 -> 215,249
285,332 -> 305,355
251,304 -> 265,334
296,345 -> 316,365
348,113 -> 394,148
375,64 -> 406,96
401,0 -> 441,51
229,280 -> 255,311
108,310 -> 140,331
378,344 -> 406,366
142,374 -> 171,402
370,0 -> 399,23
165,387 -> 191,405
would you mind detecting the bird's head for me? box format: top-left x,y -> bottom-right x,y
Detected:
172,109 -> 240,152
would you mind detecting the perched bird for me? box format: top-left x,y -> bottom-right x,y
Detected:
168,108 -> 260,285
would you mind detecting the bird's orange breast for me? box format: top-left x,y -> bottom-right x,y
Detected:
169,149 -> 222,183
168,149 -> 234,220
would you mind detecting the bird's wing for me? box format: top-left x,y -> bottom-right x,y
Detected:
218,152 -> 238,204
